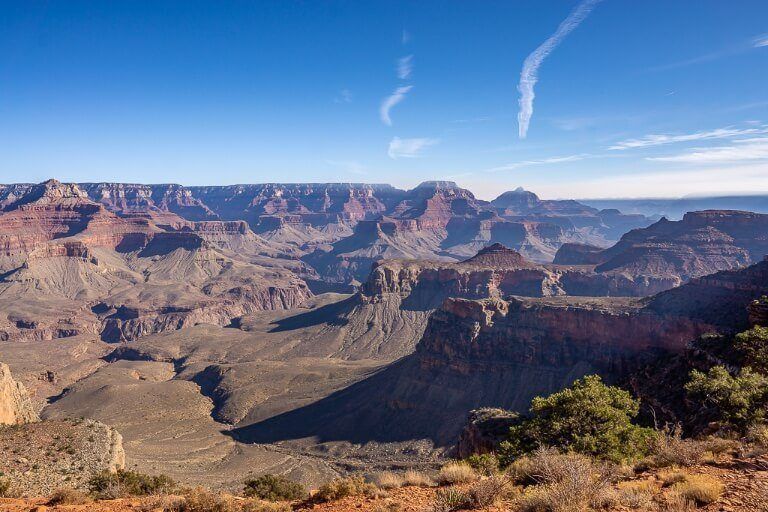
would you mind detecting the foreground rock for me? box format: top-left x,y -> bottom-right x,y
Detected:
0,418 -> 125,497
0,362 -> 39,425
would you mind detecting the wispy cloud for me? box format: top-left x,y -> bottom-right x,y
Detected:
380,85 -> 413,126
649,33 -> 768,72
334,88 -> 353,104
609,125 -> 768,150
402,29 -> 411,45
755,34 -> 768,48
325,160 -> 366,175
517,0 -> 603,139
485,153 -> 590,172
387,137 -> 439,159
397,55 -> 413,79
647,137 -> 768,163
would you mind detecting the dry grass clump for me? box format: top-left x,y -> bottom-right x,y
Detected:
402,470 -> 435,487
0,476 -> 17,498
315,476 -> 376,502
615,480 -> 655,510
659,492 -> 696,512
371,501 -> 403,512
180,487 -> 238,512
657,469 -> 688,487
467,475 -> 515,508
241,499 -> 292,512
437,462 -> 478,485
638,429 -> 707,470
370,471 -> 404,489
672,474 -> 724,505
433,486 -> 472,512
47,488 -> 91,505
514,448 -> 612,512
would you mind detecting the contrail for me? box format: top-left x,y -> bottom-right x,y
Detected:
518,0 -> 603,139
380,85 -> 413,126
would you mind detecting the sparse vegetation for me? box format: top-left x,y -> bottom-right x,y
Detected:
499,375 -> 654,464
402,469 -> 434,487
179,487 -> 237,512
437,461 -> 478,485
0,475 -> 14,498
735,325 -> 768,373
511,447 -> 612,512
672,474 -> 724,505
89,468 -> 177,498
467,475 -> 514,508
638,427 -> 707,470
464,453 -> 500,476
315,475 -> 376,502
243,474 -> 307,501
47,487 -> 90,505
433,486 -> 472,512
370,471 -> 404,489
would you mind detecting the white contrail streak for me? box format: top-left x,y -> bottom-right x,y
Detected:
517,0 -> 603,139
380,85 -> 413,126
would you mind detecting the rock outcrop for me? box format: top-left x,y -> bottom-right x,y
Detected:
555,210 -> 768,284
0,362 -> 39,424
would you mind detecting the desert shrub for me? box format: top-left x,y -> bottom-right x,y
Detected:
0,476 -> 12,498
241,499 -> 292,512
615,480 -> 655,510
369,471 -> 403,489
499,375 -> 654,464
660,491 -> 696,512
464,453 -> 499,476
402,470 -> 434,487
735,325 -> 768,373
685,365 -> 768,430
658,469 -> 688,487
314,476 -> 375,502
672,474 -> 724,505
48,488 -> 90,505
433,487 -> 472,512
371,501 -> 402,512
437,462 -> 478,485
89,469 -> 176,498
243,474 -> 307,501
467,475 -> 515,508
747,423 -> 768,448
136,496 -> 186,512
512,448 -> 611,512
180,487 -> 237,512
638,427 -> 707,470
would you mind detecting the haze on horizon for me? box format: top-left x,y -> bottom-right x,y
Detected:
1,1 -> 767,200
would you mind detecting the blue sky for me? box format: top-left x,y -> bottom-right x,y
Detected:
1,0 -> 767,199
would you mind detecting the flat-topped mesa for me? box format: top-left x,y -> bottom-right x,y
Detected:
460,243 -> 532,268
490,187 -> 542,212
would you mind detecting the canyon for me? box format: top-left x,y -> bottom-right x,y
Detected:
1,178 -> 768,492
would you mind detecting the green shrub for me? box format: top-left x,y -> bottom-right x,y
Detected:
735,325 -> 768,373
89,469 -> 176,498
685,365 -> 768,429
243,474 -> 307,501
464,453 -> 500,476
499,375 -> 654,464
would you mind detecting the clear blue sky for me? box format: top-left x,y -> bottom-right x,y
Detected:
1,1 -> 767,199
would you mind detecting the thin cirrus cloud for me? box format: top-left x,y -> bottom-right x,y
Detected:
380,85 -> 413,126
608,126 -> 768,150
517,0 -> 603,139
397,55 -> 414,80
755,34 -> 768,48
387,137 -> 439,159
485,153 -> 590,172
647,137 -> 768,163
